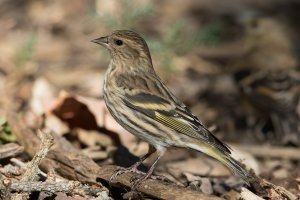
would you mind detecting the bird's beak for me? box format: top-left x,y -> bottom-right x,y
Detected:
91,36 -> 109,47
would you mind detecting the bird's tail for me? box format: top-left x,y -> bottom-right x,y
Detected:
187,143 -> 250,185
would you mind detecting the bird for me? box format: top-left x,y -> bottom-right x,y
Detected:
233,17 -> 300,145
235,68 -> 300,145
91,30 -> 250,188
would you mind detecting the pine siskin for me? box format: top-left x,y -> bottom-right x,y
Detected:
235,67 -> 300,145
92,30 -> 250,188
234,17 -> 300,145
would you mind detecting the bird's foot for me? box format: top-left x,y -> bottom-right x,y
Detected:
130,174 -> 149,190
109,165 -> 144,185
130,173 -> 170,190
150,174 -> 171,183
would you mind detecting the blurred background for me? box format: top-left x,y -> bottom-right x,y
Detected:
0,0 -> 299,197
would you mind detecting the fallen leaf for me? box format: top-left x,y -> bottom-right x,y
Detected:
30,77 -> 56,115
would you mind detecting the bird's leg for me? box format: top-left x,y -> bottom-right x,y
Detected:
131,150 -> 165,190
109,145 -> 156,184
270,113 -> 283,142
279,115 -> 299,145
125,145 -> 156,173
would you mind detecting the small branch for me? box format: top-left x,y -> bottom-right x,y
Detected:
230,143 -> 300,160
2,124 -> 55,199
0,178 -> 11,200
241,187 -> 264,200
0,164 -> 23,176
5,180 -> 104,196
21,129 -> 53,182
10,158 -> 47,178
262,180 -> 298,200
0,143 -> 24,160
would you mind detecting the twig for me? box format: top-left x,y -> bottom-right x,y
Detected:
3,126 -> 54,199
10,158 -> 47,178
4,180 -> 104,196
21,129 -> 53,182
262,179 -> 298,200
10,158 -> 26,168
230,143 -> 300,160
7,112 -> 222,200
240,187 -> 264,200
0,143 -> 24,160
0,178 -> 11,200
0,164 -> 23,176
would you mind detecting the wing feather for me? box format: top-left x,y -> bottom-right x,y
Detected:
121,74 -> 231,153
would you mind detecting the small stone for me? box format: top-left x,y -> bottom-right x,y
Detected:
199,178 -> 213,195
3,179 -> 11,186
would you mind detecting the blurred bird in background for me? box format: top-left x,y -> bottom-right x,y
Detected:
233,17 -> 300,146
92,30 -> 250,189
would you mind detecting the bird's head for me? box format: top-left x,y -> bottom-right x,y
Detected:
92,30 -> 152,65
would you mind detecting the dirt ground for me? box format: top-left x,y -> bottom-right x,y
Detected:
0,0 -> 299,199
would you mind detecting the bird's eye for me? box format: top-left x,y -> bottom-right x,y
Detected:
115,40 -> 123,46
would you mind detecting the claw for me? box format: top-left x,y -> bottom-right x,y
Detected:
130,173 -> 141,183
150,174 -> 171,183
130,173 -> 170,190
131,175 -> 147,190
109,147 -> 167,190
109,166 -> 123,185
109,165 -> 144,186
131,151 -> 166,190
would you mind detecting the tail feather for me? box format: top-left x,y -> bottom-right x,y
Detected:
188,143 -> 250,185
223,154 -> 250,185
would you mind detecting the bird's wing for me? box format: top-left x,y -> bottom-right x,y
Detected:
121,74 -> 231,154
